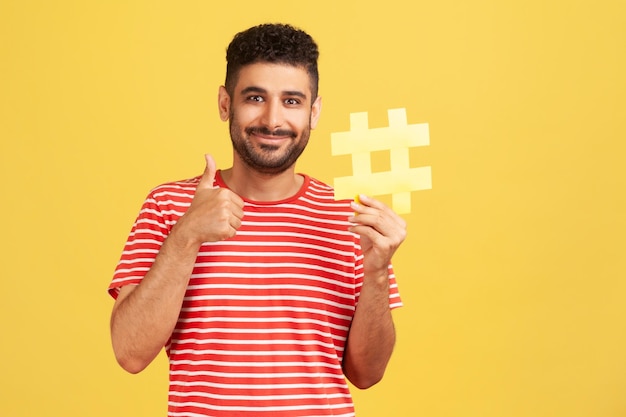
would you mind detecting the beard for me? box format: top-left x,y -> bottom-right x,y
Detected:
229,113 -> 311,175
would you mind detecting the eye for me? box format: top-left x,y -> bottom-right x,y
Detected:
247,95 -> 264,102
284,98 -> 300,105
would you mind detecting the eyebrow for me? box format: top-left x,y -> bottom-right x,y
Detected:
240,86 -> 308,99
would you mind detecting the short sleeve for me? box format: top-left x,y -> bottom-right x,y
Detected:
108,193 -> 169,298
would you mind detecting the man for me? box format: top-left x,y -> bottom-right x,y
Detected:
109,23 -> 406,416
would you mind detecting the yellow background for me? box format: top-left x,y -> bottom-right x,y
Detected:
1,1 -> 625,416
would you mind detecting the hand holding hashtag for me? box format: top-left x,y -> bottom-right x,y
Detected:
348,194 -> 407,277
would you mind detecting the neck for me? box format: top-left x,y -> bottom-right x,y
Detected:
221,158 -> 304,202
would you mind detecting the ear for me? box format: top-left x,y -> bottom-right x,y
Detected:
218,86 -> 231,121
310,96 -> 322,129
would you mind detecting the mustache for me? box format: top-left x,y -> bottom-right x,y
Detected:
245,126 -> 297,139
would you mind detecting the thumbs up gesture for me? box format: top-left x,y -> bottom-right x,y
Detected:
174,154 -> 245,244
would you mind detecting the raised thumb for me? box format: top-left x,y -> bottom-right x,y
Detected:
199,154 -> 217,188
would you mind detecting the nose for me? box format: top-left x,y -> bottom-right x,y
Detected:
260,99 -> 284,130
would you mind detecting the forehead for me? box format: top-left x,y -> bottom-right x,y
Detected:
233,62 -> 312,96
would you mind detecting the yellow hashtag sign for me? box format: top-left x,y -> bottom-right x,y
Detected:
331,108 -> 432,214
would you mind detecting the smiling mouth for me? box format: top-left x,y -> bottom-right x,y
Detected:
246,127 -> 297,140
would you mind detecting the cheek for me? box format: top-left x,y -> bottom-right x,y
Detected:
231,107 -> 257,127
293,112 -> 313,130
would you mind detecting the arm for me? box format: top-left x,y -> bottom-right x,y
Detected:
342,194 -> 407,389
110,155 -> 244,374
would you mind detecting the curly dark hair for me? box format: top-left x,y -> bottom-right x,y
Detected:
225,23 -> 319,101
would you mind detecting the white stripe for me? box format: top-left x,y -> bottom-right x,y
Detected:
200,241 -> 356,258
114,266 -> 150,275
191,263 -> 354,280
181,294 -> 354,310
244,201 -> 350,216
186,283 -> 354,299
241,221 -> 353,237
169,380 -> 346,390
176,316 -> 349,331
167,400 -> 352,413
169,390 -> 351,401
234,231 -> 355,247
188,273 -> 356,291
168,412 -> 353,417
243,211 -> 350,227
169,369 -> 346,380
153,190 -> 194,199
120,248 -> 159,256
154,198 -> 192,206
199,250 -> 355,268
169,348 -> 341,359
179,305 -> 352,321
169,338 -> 345,351
140,206 -> 185,217
134,217 -> 166,227
169,359 -> 342,370
174,327 -> 346,341
110,276 -> 141,285
124,238 -> 162,246
127,230 -> 164,241
117,257 -> 157,265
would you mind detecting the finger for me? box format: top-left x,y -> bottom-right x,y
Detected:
350,214 -> 397,238
351,195 -> 391,215
354,194 -> 384,209
349,205 -> 406,237
350,221 -> 406,250
229,212 -> 243,231
348,224 -> 378,242
351,195 -> 406,228
229,197 -> 246,220
198,154 -> 217,189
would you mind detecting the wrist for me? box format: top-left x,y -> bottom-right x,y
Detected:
363,267 -> 390,286
167,220 -> 203,253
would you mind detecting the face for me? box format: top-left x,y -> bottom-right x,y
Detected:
219,62 -> 322,175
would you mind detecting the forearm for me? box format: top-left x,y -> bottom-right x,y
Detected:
342,269 -> 396,389
110,228 -> 201,373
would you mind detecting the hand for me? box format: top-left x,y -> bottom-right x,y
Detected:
175,154 -> 244,244
348,195 -> 407,277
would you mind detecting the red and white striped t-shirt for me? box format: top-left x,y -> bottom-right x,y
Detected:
109,172 -> 402,417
